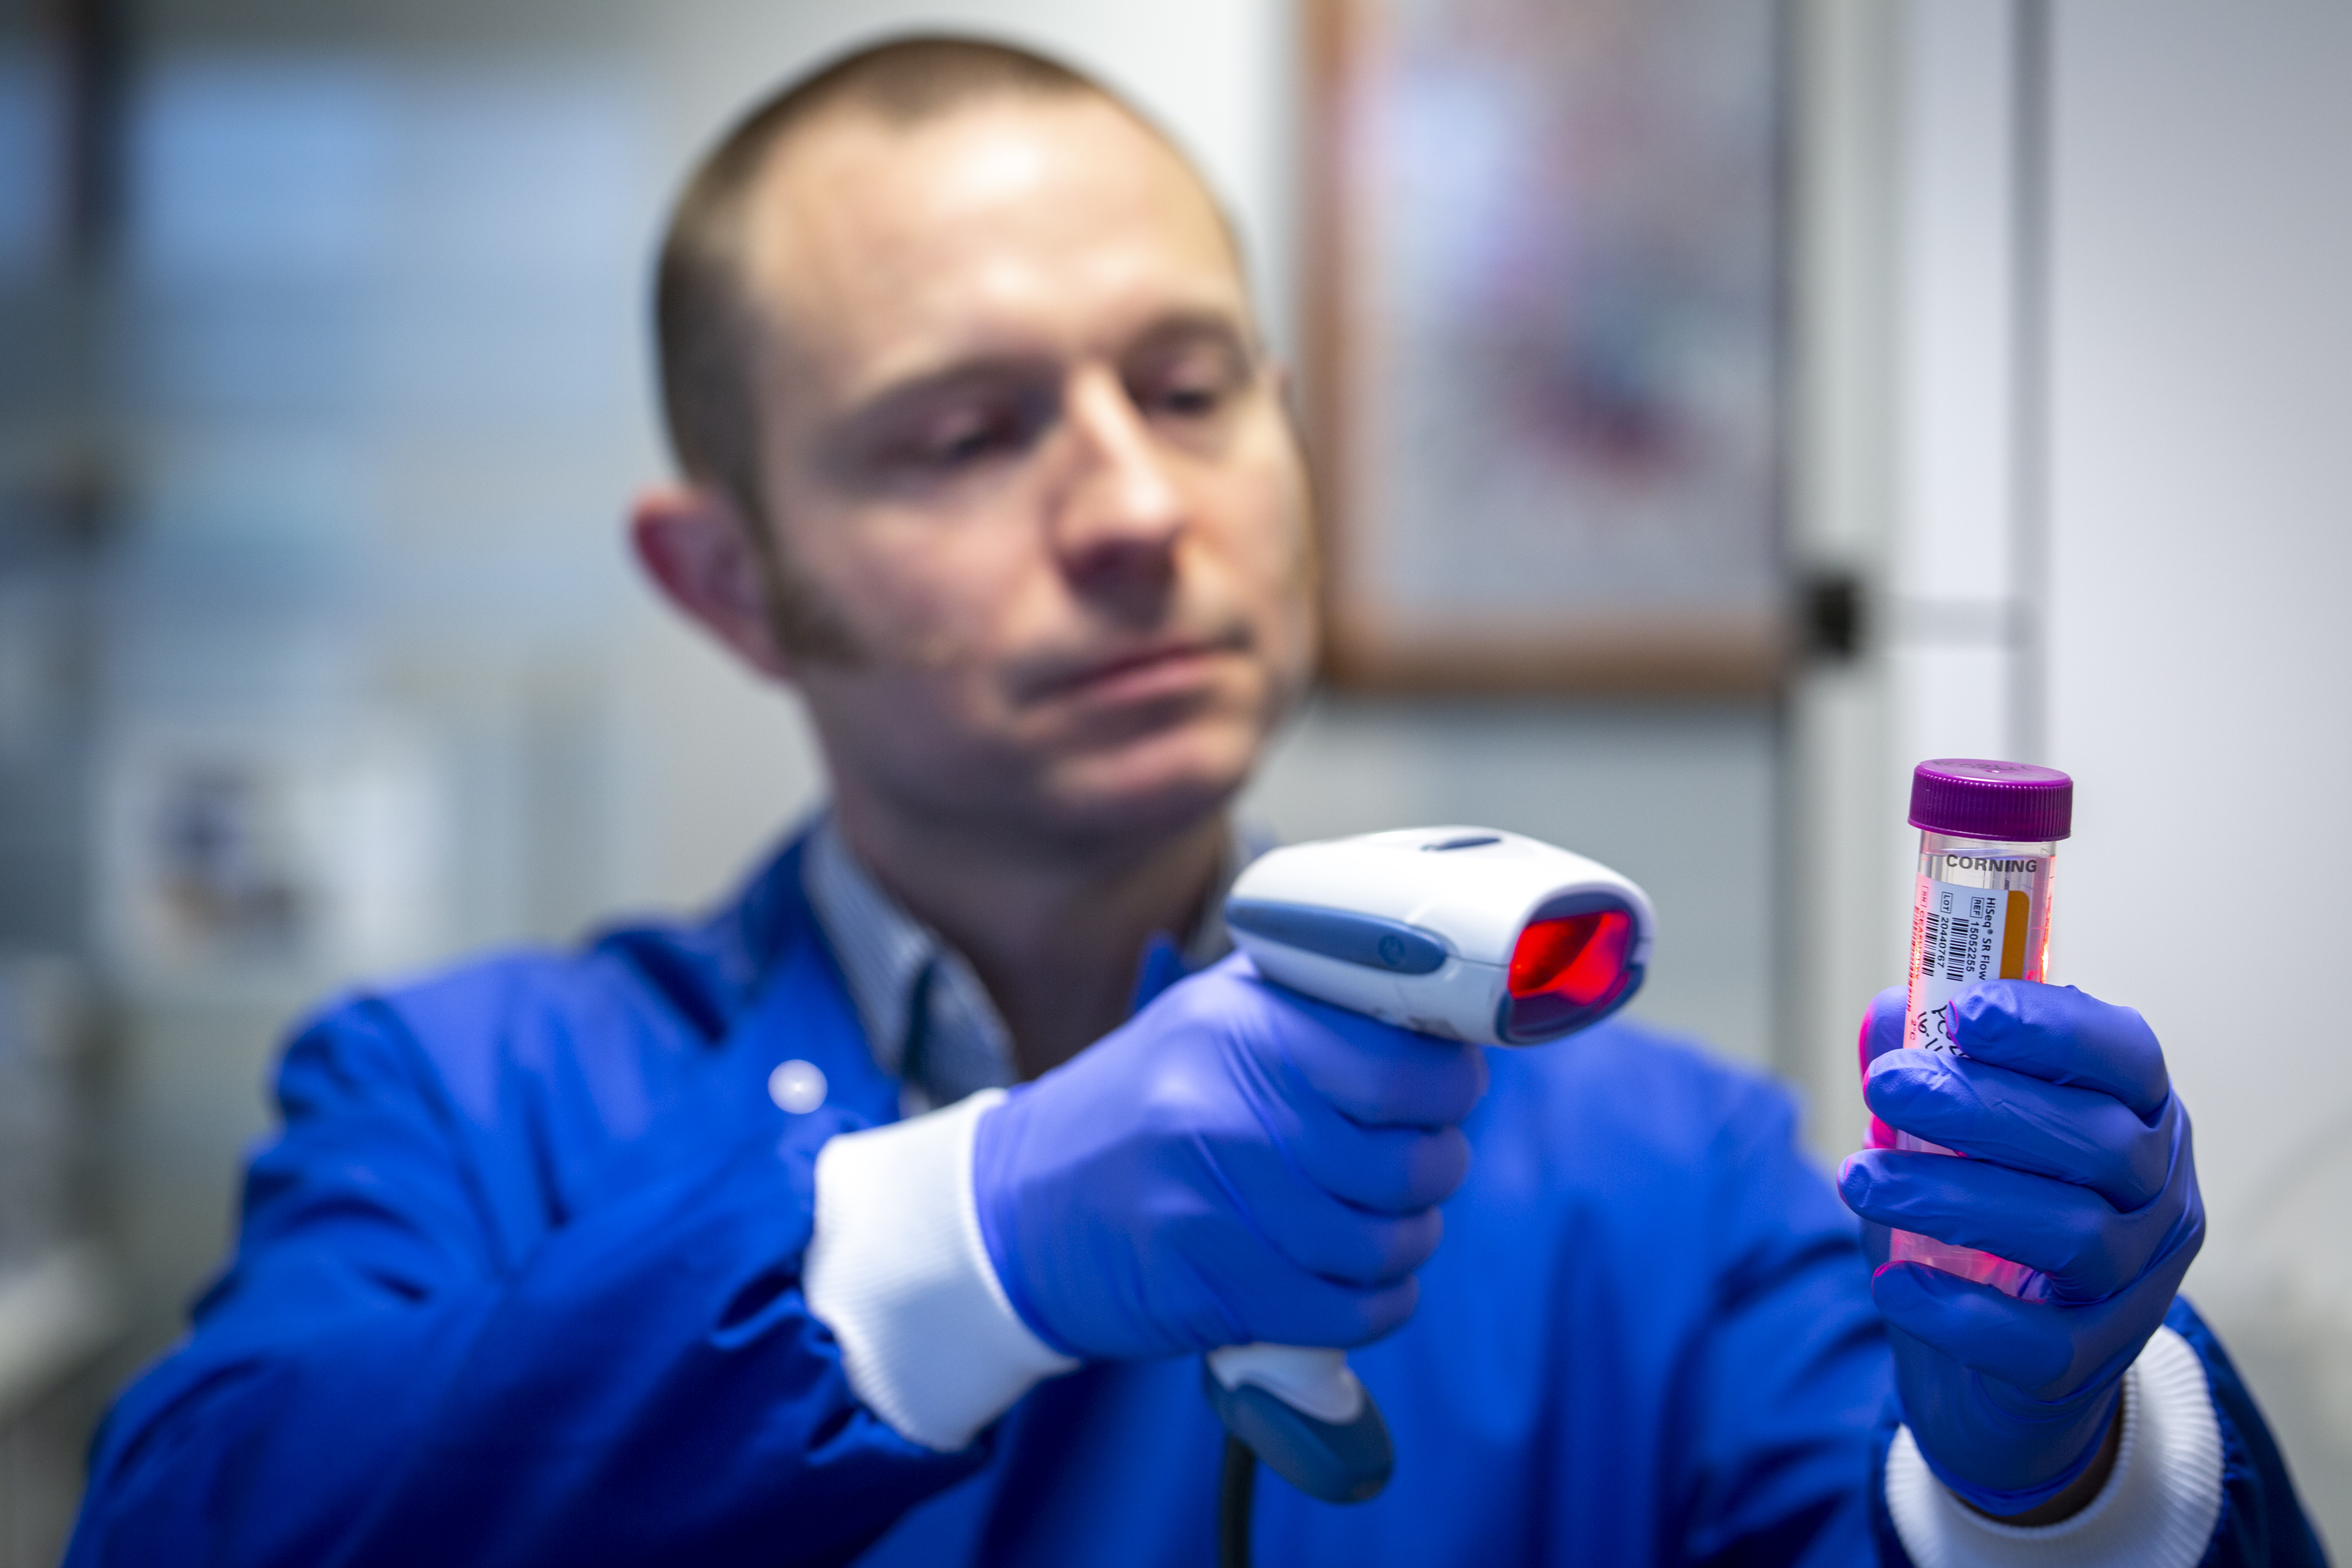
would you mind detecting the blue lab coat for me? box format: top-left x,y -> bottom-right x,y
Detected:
67,838 -> 2321,1567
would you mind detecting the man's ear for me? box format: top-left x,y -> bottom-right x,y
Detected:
629,484 -> 796,682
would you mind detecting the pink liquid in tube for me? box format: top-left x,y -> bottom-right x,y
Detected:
1892,759 -> 2072,1301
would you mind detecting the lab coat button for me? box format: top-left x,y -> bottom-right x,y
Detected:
768,1059 -> 827,1114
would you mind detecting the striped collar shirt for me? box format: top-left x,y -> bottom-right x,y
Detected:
800,812 -> 1250,1115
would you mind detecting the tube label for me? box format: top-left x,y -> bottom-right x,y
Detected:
1893,849 -> 2057,1300
1908,876 -> 2033,1054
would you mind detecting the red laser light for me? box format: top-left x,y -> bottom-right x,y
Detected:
1508,910 -> 1633,1006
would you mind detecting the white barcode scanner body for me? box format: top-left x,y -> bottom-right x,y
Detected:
1205,826 -> 1656,1503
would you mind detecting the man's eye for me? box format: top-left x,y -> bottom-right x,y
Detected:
907,409 -> 1027,468
1135,362 -> 1244,421
931,421 -> 1011,464
1149,380 -> 1226,417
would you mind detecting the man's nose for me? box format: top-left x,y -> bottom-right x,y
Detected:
1051,368 -> 1188,589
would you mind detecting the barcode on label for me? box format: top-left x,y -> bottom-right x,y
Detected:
1909,875 -> 2033,1055
1940,892 -> 2000,982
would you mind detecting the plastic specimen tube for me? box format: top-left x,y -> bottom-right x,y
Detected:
1893,758 -> 2074,1299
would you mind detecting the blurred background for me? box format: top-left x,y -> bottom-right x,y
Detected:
0,0 -> 2345,1559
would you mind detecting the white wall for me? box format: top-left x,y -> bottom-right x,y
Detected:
2044,2 -> 2352,1536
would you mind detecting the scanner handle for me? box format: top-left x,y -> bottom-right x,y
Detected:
1201,1344 -> 1393,1503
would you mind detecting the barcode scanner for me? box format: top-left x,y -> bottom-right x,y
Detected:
1209,827 -> 1656,1507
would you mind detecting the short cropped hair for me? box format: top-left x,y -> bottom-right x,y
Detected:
653,36 -> 1098,532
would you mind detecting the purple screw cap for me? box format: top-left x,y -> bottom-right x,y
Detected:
1909,759 -> 2073,843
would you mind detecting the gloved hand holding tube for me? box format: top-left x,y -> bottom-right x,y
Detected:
1837,980 -> 2205,1516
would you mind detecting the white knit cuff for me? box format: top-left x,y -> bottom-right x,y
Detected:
1886,1326 -> 2225,1568
803,1090 -> 1079,1451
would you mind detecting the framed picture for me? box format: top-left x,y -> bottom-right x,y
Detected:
1303,0 -> 1789,694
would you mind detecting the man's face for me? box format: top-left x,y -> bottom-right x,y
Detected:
736,94 -> 1315,851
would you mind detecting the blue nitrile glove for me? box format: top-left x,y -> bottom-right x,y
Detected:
1837,981 -> 2204,1516
972,952 -> 1490,1362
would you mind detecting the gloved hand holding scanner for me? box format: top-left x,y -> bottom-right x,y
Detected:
975,956 -> 1486,1368
1207,825 -> 1654,1504
1837,761 -> 2206,1524
974,822 -> 1654,1373
809,826 -> 1655,1535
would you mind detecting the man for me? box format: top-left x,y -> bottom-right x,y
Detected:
67,37 -> 2320,1568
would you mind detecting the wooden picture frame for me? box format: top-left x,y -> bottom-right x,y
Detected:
1301,0 -> 1791,695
